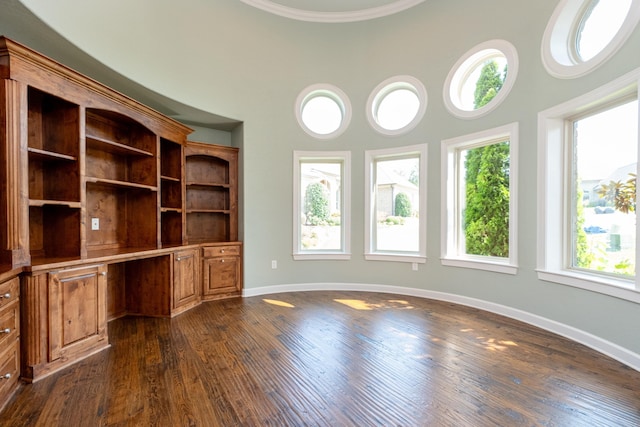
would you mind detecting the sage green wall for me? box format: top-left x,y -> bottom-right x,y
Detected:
5,0 -> 640,356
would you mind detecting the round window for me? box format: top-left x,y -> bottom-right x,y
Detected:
542,0 -> 640,78
296,84 -> 351,139
444,40 -> 518,119
367,76 -> 427,136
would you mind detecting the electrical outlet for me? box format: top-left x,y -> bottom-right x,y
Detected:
271,260 -> 277,269
91,218 -> 100,230
412,262 -> 418,271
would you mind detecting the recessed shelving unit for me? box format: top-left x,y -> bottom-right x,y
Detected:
85,109 -> 159,255
184,144 -> 238,244
27,88 -> 81,263
160,138 -> 184,247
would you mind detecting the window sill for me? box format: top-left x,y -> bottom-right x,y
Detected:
365,253 -> 427,263
293,253 -> 351,261
441,257 -> 518,275
537,270 -> 640,303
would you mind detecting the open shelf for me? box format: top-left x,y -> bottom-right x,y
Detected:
29,205 -> 81,261
28,147 -> 77,162
86,177 -> 158,192
86,180 -> 158,255
184,144 -> 238,244
27,88 -> 81,262
86,135 -> 154,157
29,199 -> 81,208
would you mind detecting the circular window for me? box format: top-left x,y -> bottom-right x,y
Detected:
295,84 -> 351,139
367,76 -> 427,136
444,40 -> 518,119
542,0 -> 640,78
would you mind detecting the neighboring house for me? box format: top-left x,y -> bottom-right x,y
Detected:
375,166 -> 419,219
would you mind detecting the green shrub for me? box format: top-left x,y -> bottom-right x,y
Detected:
304,183 -> 330,225
395,193 -> 412,217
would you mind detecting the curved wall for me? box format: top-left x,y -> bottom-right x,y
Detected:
6,0 -> 640,367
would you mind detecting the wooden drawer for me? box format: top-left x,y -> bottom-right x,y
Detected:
0,302 -> 19,349
0,341 -> 19,407
202,245 -> 240,258
0,278 -> 19,310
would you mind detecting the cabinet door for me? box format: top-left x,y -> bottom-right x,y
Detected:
49,264 -> 107,361
203,255 -> 241,298
173,248 -> 199,310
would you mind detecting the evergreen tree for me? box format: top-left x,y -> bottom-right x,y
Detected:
304,182 -> 330,225
464,60 -> 510,257
394,193 -> 412,217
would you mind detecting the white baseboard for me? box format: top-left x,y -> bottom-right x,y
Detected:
244,282 -> 640,372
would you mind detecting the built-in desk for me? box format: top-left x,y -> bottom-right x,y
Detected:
20,241 -> 241,382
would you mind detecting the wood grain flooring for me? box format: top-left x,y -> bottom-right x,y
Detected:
1,291 -> 639,426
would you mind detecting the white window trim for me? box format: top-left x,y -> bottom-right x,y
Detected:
541,0 -> 640,79
443,39 -> 519,120
295,84 -> 352,140
441,122 -> 519,274
537,67 -> 640,303
364,144 -> 428,263
293,151 -> 351,260
366,75 -> 427,136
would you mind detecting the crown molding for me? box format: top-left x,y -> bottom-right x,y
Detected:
240,0 -> 426,23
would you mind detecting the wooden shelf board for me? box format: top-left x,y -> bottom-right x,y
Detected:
86,177 -> 158,191
29,199 -> 81,208
186,209 -> 230,214
86,134 -> 154,157
160,175 -> 181,183
186,181 -> 230,188
161,207 -> 182,213
28,147 -> 77,162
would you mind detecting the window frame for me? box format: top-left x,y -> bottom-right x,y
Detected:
293,150 -> 351,260
441,122 -> 519,274
541,0 -> 640,79
366,76 -> 427,136
295,84 -> 352,139
443,39 -> 519,120
364,144 -> 428,263
537,67 -> 640,303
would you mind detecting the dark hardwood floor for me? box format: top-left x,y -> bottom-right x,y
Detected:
2,291 -> 639,426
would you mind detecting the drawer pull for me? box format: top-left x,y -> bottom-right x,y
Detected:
0,293 -> 10,300
100,272 -> 107,276
221,249 -> 225,253
0,373 -> 11,380
221,259 -> 225,263
0,328 -> 10,334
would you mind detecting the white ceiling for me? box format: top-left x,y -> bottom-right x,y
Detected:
239,0 -> 427,23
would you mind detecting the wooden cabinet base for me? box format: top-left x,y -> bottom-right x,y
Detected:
202,243 -> 242,301
21,265 -> 109,382
0,274 -> 20,409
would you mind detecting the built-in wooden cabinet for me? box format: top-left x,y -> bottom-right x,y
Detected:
161,138 -> 185,247
27,88 -> 81,264
0,274 -> 19,411
0,36 -> 243,386
172,248 -> 200,314
185,142 -> 238,244
47,264 -> 108,364
21,264 -> 108,381
202,243 -> 242,300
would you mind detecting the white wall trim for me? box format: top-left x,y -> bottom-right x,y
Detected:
244,282 -> 640,372
239,0 -> 427,23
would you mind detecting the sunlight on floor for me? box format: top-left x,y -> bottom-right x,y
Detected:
460,328 -> 519,351
263,299 -> 295,308
333,298 -> 415,310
